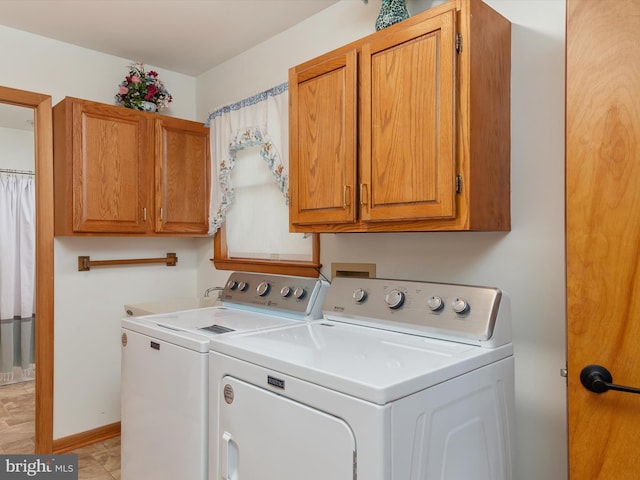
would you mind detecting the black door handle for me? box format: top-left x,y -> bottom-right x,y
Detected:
580,364 -> 640,395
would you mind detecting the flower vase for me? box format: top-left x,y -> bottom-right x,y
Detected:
140,101 -> 157,112
375,0 -> 410,31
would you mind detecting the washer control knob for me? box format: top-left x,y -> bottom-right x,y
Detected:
427,295 -> 444,311
293,287 -> 306,299
385,289 -> 405,309
452,297 -> 470,314
226,280 -> 238,290
353,288 -> 367,303
257,281 -> 270,297
238,281 -> 249,292
280,286 -> 292,298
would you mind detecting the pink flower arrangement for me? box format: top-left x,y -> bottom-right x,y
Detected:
115,62 -> 172,112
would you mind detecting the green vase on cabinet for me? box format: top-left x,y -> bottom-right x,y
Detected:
375,0 -> 410,30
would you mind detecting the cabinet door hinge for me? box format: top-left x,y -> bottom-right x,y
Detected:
456,174 -> 463,194
456,33 -> 463,54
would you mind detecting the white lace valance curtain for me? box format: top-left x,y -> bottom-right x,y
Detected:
206,83 -> 289,235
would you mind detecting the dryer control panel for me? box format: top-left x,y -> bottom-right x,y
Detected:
322,277 -> 511,347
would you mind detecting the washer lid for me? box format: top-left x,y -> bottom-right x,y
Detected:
209,320 -> 513,404
122,306 -> 302,352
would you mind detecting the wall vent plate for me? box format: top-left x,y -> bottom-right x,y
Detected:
331,263 -> 376,279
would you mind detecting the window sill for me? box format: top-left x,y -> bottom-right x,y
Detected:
213,227 -> 320,278
211,257 -> 320,278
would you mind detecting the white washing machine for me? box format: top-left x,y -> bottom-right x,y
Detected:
208,276 -> 515,480
120,272 -> 328,480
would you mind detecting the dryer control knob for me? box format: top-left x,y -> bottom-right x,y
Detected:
353,288 -> 367,303
280,286 -> 292,298
226,280 -> 238,290
257,281 -> 270,297
427,295 -> 444,311
385,289 -> 405,309
452,297 -> 470,314
238,281 -> 249,292
293,287 -> 306,299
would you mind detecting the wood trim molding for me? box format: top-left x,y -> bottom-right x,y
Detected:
0,86 -> 55,454
213,226 -> 321,278
52,422 -> 121,454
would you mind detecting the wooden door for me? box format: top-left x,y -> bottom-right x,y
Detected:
71,99 -> 152,233
360,8 -> 455,223
566,1 -> 640,478
288,49 -> 358,226
155,117 -> 210,234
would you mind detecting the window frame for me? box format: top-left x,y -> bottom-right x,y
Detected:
213,226 -> 321,277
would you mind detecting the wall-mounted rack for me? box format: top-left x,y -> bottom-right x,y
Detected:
78,252 -> 178,271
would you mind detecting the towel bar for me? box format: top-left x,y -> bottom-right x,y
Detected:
78,253 -> 178,271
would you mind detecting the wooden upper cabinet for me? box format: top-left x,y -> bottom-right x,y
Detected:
361,9 -> 456,223
53,98 -> 152,234
289,0 -> 510,233
155,117 -> 211,234
53,97 -> 210,236
289,49 -> 358,225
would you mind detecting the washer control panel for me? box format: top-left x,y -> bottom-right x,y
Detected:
323,276 -> 509,346
222,272 -> 328,319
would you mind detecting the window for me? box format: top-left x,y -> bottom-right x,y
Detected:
213,148 -> 319,277
208,84 -> 320,277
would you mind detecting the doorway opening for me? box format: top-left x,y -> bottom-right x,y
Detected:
0,86 -> 54,453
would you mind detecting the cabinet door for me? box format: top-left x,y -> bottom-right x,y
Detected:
360,9 -> 456,223
72,101 -> 152,233
289,50 -> 358,225
155,117 -> 211,234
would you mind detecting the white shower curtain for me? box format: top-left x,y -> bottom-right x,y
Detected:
0,173 -> 35,383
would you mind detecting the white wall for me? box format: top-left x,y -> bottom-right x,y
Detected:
0,26 -> 196,118
0,126 -> 34,170
196,1 -> 568,479
0,25 -> 207,438
54,237 -> 200,437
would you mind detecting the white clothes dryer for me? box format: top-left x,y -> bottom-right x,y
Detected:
208,276 -> 515,480
120,272 -> 328,480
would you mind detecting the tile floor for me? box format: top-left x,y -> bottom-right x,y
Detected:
0,380 -> 121,479
72,438 -> 121,480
